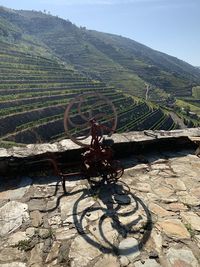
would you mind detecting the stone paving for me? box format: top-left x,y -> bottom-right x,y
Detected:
0,149 -> 199,267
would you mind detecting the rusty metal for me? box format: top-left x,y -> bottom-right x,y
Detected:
47,92 -> 123,192
64,92 -> 118,147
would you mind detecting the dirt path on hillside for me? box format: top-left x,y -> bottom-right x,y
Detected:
145,84 -> 150,101
169,111 -> 187,129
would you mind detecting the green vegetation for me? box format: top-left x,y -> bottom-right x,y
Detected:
176,99 -> 200,115
1,7 -> 200,101
15,239 -> 33,251
172,99 -> 200,127
0,6 -> 199,146
184,223 -> 196,238
0,41 -> 177,145
192,86 -> 200,98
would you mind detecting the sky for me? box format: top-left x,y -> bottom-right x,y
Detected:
0,0 -> 199,66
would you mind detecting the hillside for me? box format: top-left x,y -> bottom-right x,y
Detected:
2,7 -> 200,97
1,7 -> 200,99
0,26 -> 176,147
0,6 -> 200,146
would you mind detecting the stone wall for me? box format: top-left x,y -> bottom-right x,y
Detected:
0,128 -> 200,176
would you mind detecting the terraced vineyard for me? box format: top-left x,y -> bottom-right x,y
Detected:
2,7 -> 200,102
0,7 -> 199,147
0,42 -> 177,146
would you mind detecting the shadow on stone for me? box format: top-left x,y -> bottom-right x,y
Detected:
28,179 -> 152,256
0,148 -> 195,194
72,181 -> 152,255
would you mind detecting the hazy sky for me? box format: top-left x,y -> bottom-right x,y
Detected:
0,0 -> 199,66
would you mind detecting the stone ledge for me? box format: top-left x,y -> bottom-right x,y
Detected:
0,128 -> 199,176
0,128 -> 200,159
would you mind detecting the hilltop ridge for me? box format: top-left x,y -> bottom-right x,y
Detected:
1,6 -> 200,99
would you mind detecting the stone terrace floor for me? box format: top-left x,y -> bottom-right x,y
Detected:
0,149 -> 200,267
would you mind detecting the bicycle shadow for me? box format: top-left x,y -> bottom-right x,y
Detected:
30,178 -> 152,256
72,180 -> 152,255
